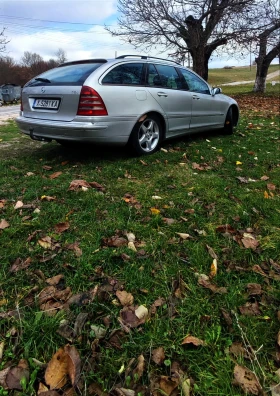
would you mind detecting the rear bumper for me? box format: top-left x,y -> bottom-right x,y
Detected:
15,114 -> 136,145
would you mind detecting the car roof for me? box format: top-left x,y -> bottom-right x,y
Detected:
59,55 -> 182,68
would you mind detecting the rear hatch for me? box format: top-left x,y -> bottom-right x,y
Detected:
22,61 -> 106,122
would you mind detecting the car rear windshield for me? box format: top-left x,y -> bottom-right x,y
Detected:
26,63 -> 103,87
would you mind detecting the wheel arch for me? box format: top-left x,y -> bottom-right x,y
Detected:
132,111 -> 167,140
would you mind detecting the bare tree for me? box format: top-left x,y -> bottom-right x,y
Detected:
21,51 -> 44,67
55,48 -> 67,64
0,28 -> 9,53
253,13 -> 280,92
107,0 -> 256,80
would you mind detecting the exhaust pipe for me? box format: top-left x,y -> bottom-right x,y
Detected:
30,128 -> 52,142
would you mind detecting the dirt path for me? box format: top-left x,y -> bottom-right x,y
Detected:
221,69 -> 280,86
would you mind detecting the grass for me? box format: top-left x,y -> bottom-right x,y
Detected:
208,64 -> 279,85
0,86 -> 280,395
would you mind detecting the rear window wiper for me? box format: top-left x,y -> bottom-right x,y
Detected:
35,77 -> 51,83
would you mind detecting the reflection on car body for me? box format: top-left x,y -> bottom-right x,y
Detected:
16,55 -> 239,155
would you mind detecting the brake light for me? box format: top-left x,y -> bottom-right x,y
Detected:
77,86 -> 108,116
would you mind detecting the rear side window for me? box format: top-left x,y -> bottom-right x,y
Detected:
26,63 -> 103,87
102,63 -> 144,85
148,64 -> 181,89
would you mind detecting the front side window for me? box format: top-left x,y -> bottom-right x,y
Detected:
102,63 -> 144,85
180,69 -> 210,94
148,64 -> 181,89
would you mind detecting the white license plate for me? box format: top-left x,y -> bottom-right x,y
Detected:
33,99 -> 60,109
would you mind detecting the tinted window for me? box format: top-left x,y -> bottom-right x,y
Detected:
26,63 -> 103,87
102,63 -> 144,85
180,69 -> 210,94
148,64 -> 181,89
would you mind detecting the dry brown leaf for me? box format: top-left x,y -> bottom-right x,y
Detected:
247,283 -> 263,296
88,383 -> 108,396
176,233 -> 190,240
46,274 -> 64,286
119,305 -> 148,329
150,375 -> 179,396
132,355 -> 145,382
45,347 -> 68,389
206,245 -> 218,260
49,171 -> 62,179
116,290 -> 134,306
267,183 -> 276,191
198,275 -> 227,294
14,201 -> 24,209
102,236 -> 128,248
38,286 -> 57,305
239,302 -> 261,316
54,222 -> 70,233
233,364 -> 262,395
69,179 -> 91,191
64,345 -> 81,386
0,367 -> 10,389
260,175 -> 269,181
135,305 -> 148,320
9,257 -> 32,273
242,237 -> 259,250
5,359 -> 30,391
88,181 -> 105,192
152,347 -> 165,365
182,335 -> 205,346
38,236 -> 53,250
0,219 -> 9,229
65,242 -> 82,257
163,217 -> 177,225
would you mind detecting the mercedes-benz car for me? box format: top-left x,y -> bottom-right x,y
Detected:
16,55 -> 239,155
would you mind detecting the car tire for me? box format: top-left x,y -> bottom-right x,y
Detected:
130,114 -> 162,155
223,107 -> 234,135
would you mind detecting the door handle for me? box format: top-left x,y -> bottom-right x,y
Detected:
157,92 -> 168,97
192,95 -> 200,100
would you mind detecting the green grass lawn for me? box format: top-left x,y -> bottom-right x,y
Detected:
0,87 -> 279,395
208,64 -> 280,86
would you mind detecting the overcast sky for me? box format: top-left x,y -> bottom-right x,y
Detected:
0,0 -> 260,68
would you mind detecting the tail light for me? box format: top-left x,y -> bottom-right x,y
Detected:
77,86 -> 108,116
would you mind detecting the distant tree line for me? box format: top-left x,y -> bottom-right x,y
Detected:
0,49 -> 67,87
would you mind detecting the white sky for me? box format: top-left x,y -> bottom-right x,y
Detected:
0,0 -> 270,68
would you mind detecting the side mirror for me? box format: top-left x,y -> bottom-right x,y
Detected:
212,87 -> 222,96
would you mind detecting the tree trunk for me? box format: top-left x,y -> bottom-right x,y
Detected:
191,49 -> 209,81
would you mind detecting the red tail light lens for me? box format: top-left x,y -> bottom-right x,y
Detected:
77,86 -> 108,116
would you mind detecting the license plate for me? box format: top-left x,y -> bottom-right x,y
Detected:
33,98 -> 60,109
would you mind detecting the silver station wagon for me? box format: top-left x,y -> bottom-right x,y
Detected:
16,55 -> 239,155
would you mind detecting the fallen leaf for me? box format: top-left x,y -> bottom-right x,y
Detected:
49,171 -> 62,179
38,236 -> 53,250
6,359 -> 30,391
68,180 -> 91,191
65,242 -> 82,257
102,236 -> 127,248
246,283 -> 263,296
135,305 -> 148,320
54,222 -> 70,233
152,347 -> 165,365
198,275 -> 227,294
209,259 -> 218,278
150,375 -> 179,396
41,195 -> 56,201
241,237 -> 259,250
150,208 -> 160,215
14,201 -> 24,209
182,335 -> 205,346
119,305 -> 148,329
236,161 -> 243,165
264,191 -> 269,199
206,245 -> 218,260
233,364 -> 262,395
267,183 -> 276,191
64,344 -> 81,386
260,175 -> 269,181
132,355 -> 145,382
45,348 -> 69,389
116,290 -> 134,306
152,196 -> 162,200
0,219 -> 9,229
163,217 -> 176,225
239,302 -> 261,316
46,274 -> 64,286
176,233 -> 190,240
9,257 -> 32,273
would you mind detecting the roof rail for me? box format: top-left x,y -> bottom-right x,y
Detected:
116,54 -> 181,65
